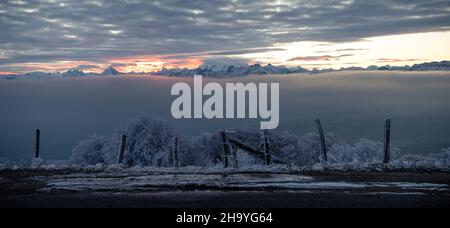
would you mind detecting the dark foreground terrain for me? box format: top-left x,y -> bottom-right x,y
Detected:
1,168 -> 449,208
1,191 -> 450,208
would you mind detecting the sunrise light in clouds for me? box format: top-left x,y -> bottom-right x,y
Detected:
0,0 -> 449,74
106,56 -> 204,73
241,31 -> 450,69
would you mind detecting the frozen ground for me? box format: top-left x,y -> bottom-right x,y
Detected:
1,166 -> 449,208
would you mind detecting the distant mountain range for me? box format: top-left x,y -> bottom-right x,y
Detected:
0,66 -> 123,80
156,60 -> 450,77
1,61 -> 450,80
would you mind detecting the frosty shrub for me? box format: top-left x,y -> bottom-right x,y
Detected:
296,132 -> 346,166
70,135 -> 112,165
70,115 -> 450,169
329,138 -> 384,164
196,129 -> 315,167
267,131 -> 300,165
175,135 -> 199,166
441,147 -> 450,166
119,115 -> 176,166
219,130 -> 353,167
187,132 -> 221,166
227,130 -> 264,166
394,147 -> 450,168
31,158 -> 44,168
0,158 -> 28,170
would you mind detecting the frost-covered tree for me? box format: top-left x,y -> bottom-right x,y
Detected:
118,115 -> 176,167
70,115 -> 181,167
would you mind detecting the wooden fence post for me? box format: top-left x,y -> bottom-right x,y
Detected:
261,129 -> 271,165
118,134 -> 127,164
384,119 -> 391,164
315,119 -> 328,163
34,129 -> 40,159
231,146 -> 239,168
220,130 -> 230,168
172,137 -> 179,167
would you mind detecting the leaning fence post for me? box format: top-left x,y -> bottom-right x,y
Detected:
383,119 -> 391,164
315,119 -> 327,163
34,129 -> 40,159
172,137 -> 179,167
118,134 -> 127,164
220,130 -> 230,168
261,129 -> 271,165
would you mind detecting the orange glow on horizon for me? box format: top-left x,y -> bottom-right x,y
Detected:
3,56 -> 204,74
0,71 -> 17,75
107,56 -> 203,73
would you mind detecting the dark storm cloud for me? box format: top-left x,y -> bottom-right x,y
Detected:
0,0 -> 449,71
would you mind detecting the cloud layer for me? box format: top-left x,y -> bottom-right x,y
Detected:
0,0 -> 449,72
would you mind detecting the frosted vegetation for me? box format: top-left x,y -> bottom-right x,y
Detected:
65,115 -> 450,171
1,115 -> 449,171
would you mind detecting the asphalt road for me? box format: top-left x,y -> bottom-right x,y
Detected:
1,191 -> 450,208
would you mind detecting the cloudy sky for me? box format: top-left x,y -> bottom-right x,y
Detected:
0,0 -> 450,74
